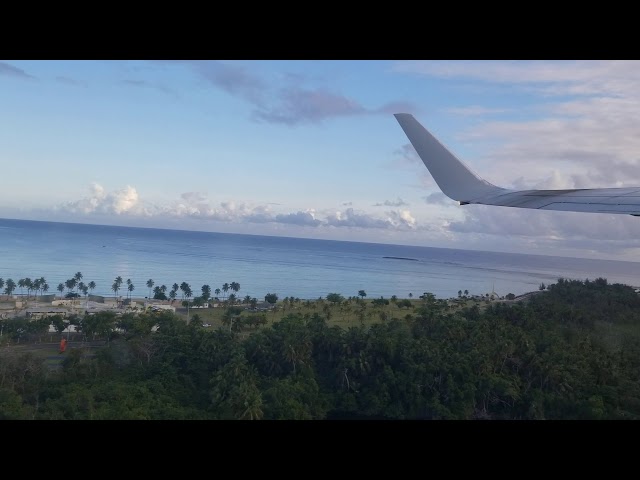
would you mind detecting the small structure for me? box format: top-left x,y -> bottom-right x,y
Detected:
245,301 -> 275,312
26,308 -> 69,320
150,304 -> 176,313
191,303 -> 209,309
52,299 -> 74,306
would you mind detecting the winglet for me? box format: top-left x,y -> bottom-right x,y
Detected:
394,113 -> 504,202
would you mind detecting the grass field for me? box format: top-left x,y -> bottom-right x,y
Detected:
175,296 -> 492,331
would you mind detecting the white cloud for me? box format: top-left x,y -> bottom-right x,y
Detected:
423,192 -> 450,205
393,60 -> 640,95
448,205 -> 640,257
373,197 -> 409,207
54,185 -> 420,233
274,210 -> 322,227
444,105 -> 511,116
59,183 -> 141,215
386,210 -> 416,229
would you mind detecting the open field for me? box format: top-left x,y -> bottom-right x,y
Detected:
0,292 -> 532,352
175,296 -> 504,331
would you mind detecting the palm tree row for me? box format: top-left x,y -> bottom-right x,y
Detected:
140,279 -> 243,306
0,272 -> 101,308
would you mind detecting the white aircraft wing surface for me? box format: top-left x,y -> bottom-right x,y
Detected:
394,113 -> 640,216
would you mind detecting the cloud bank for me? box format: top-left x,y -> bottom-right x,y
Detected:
54,183 -> 418,232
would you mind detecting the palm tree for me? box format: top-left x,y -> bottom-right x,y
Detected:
169,290 -> 177,304
214,288 -> 221,300
18,278 -> 26,298
42,283 -> 49,298
127,281 -> 135,302
180,282 -> 189,301
74,272 -> 83,296
65,278 -> 77,299
4,279 -> 16,297
0,278 -> 3,294
230,282 -> 240,297
222,283 -> 230,301
25,278 -> 34,299
183,284 -> 192,302
183,284 -> 193,318
112,281 -> 120,303
57,283 -> 65,299
77,282 -> 85,306
146,279 -> 154,299
228,293 -> 236,305
88,281 -> 96,297
81,284 -> 89,307
201,284 -> 211,302
33,278 -> 42,304
464,289 -> 469,297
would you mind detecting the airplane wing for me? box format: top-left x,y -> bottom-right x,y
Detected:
394,113 -> 640,216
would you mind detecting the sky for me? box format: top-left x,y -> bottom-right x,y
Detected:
2,59 -> 640,261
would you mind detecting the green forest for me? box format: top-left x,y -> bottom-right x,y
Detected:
1,277 -> 640,420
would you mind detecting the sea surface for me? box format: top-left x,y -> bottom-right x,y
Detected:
0,218 -> 638,300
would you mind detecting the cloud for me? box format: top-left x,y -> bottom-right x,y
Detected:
376,101 -> 420,115
122,79 -> 174,96
393,60 -> 625,91
324,208 -> 417,230
448,205 -> 640,257
325,208 -> 392,229
342,202 -> 353,206
55,185 -> 419,232
373,197 -> 409,207
154,60 -> 418,126
274,211 -> 322,227
444,105 -> 511,116
253,87 -> 367,125
0,62 -> 35,79
55,76 -> 87,87
423,192 -> 450,205
192,61 -> 266,105
181,191 -> 208,203
386,210 -> 416,229
59,183 -> 142,215
393,143 -> 422,166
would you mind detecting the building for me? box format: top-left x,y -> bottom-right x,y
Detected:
26,308 -> 69,320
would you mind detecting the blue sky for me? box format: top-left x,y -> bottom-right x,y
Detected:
2,60 -> 640,261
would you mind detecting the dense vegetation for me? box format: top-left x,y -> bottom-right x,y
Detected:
1,278 -> 640,419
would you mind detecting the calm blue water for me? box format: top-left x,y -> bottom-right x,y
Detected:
0,218 -> 638,300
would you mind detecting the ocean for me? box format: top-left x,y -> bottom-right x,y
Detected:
0,218 -> 638,301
